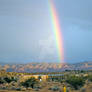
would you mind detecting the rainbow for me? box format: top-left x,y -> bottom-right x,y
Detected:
48,0 -> 64,63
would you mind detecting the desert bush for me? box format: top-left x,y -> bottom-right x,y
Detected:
66,76 -> 85,90
3,76 -> 18,83
87,75 -> 92,82
34,88 -> 39,91
11,86 -> 26,91
48,77 -> 63,82
0,77 -> 5,84
48,87 -> 52,90
27,87 -> 32,90
4,77 -> 12,83
48,86 -> 60,91
21,87 -> 26,91
11,77 -> 18,82
81,88 -> 86,92
1,86 -> 7,90
34,85 -> 42,89
11,86 -> 17,90
15,87 -> 21,91
38,76 -> 41,80
21,77 -> 38,88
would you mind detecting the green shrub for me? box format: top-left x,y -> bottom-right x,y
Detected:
11,87 -> 16,90
87,75 -> 92,82
81,88 -> 86,92
11,77 -> 18,82
4,77 -> 12,83
21,77 -> 38,88
34,85 -> 42,89
66,76 -> 85,90
38,76 -> 41,80
34,88 -> 39,91
0,77 -> 5,84
48,86 -> 60,91
16,87 -> 21,91
3,76 -> 18,83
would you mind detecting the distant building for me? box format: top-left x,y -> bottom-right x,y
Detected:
20,74 -> 64,82
20,74 -> 48,82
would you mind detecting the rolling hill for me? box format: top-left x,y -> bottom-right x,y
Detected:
0,61 -> 92,73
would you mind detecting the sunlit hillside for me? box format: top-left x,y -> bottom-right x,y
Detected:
0,62 -> 92,73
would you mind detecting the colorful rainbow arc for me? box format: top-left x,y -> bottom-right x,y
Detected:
49,0 -> 64,63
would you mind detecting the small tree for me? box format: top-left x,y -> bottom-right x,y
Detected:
3,76 -> 18,83
38,76 -> 41,80
21,77 -> 38,88
0,77 -> 5,84
87,75 -> 92,82
66,76 -> 85,90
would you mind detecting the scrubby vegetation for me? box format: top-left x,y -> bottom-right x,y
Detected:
0,76 -> 18,84
66,76 -> 85,90
0,70 -> 92,92
21,77 -> 38,88
87,75 -> 92,82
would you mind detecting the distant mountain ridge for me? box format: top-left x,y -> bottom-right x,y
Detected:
0,61 -> 92,73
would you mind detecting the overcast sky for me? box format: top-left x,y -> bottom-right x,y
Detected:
0,0 -> 92,64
